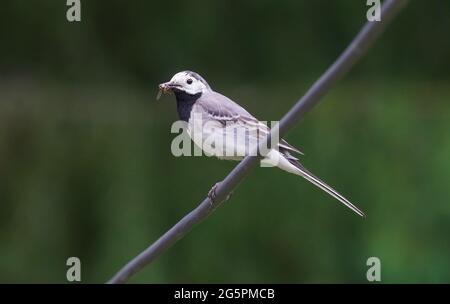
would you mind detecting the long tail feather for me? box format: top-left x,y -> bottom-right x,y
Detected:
291,161 -> 365,217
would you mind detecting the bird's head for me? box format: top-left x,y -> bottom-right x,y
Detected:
158,71 -> 211,99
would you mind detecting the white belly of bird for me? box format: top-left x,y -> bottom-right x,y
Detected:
187,116 -> 248,160
187,113 -> 287,168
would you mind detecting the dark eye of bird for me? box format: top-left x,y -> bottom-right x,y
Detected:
187,78 -> 193,85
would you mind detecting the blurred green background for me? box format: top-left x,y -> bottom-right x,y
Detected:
0,0 -> 449,283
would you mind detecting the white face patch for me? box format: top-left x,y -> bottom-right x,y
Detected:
169,72 -> 209,95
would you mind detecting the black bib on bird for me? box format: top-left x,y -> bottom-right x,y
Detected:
175,91 -> 201,122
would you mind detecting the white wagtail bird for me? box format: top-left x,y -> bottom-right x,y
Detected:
158,71 -> 364,217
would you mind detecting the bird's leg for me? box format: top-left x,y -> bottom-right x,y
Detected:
208,182 -> 233,205
208,182 -> 220,205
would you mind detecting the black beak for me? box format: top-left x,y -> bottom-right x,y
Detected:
158,81 -> 181,92
157,81 -> 181,100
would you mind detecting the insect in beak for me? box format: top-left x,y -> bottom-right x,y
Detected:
156,82 -> 170,100
156,89 -> 163,100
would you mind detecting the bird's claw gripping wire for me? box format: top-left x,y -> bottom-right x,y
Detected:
208,182 -> 233,205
